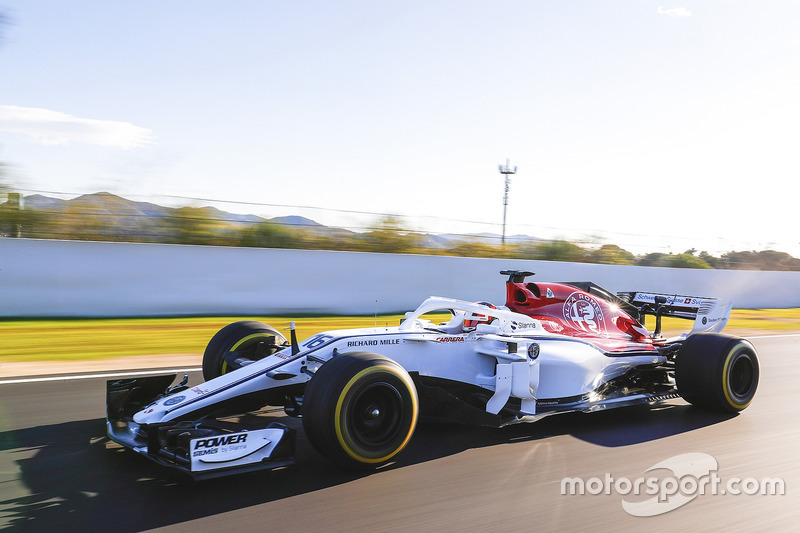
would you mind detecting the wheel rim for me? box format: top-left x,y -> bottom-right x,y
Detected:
729,353 -> 755,400
348,381 -> 404,448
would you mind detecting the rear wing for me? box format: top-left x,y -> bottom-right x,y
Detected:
617,291 -> 731,336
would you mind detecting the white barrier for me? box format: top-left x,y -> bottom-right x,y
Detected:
1,238 -> 799,317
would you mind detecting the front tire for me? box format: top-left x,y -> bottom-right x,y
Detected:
675,333 -> 759,412
202,321 -> 288,381
302,352 -> 419,468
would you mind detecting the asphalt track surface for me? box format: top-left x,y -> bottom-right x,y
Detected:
1,336 -> 798,532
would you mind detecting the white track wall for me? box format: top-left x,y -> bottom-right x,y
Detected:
1,238 -> 799,317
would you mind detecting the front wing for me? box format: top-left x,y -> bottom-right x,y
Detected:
106,375 -> 296,480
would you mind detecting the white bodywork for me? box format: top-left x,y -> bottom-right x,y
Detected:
132,297 -> 665,428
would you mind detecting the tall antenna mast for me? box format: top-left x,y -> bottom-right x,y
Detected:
498,159 -> 517,247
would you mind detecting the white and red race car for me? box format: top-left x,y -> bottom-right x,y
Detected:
107,270 -> 759,478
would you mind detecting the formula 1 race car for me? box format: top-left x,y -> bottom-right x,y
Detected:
107,270 -> 759,479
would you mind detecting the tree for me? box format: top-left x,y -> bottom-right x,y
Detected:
637,252 -> 666,267
588,244 -> 636,265
532,240 -> 588,262
660,253 -> 712,269
164,207 -> 230,245
358,216 -> 423,254
637,252 -> 711,269
718,250 -> 800,271
444,239 -> 507,259
238,220 -> 298,249
0,197 -> 21,237
0,165 -> 23,237
698,251 -> 720,268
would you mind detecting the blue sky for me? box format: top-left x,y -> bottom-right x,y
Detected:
1,1 -> 799,256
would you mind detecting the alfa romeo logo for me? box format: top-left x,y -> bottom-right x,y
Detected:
563,292 -> 606,335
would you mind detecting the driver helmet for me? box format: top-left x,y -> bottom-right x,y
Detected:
464,302 -> 497,330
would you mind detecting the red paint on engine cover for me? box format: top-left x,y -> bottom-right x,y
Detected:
504,281 -> 656,353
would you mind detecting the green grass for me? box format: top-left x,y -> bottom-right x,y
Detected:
1,310 -> 798,363
0,315 -> 411,363
726,308 -> 800,330
639,309 -> 800,336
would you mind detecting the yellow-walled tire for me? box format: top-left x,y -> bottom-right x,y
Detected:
202,321 -> 287,381
675,333 -> 759,412
302,352 -> 419,469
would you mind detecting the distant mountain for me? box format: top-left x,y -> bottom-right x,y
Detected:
25,192 -> 171,218
25,192 -> 269,225
184,205 -> 264,226
16,192 -> 353,241
14,192 -> 535,247
271,215 -> 322,228
22,194 -> 69,211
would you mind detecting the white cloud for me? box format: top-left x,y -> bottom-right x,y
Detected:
658,6 -> 692,18
0,105 -> 155,149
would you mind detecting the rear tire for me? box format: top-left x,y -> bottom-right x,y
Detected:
675,333 -> 759,412
202,321 -> 287,381
302,352 -> 419,469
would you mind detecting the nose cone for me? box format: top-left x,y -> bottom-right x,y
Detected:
133,391 -> 193,423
